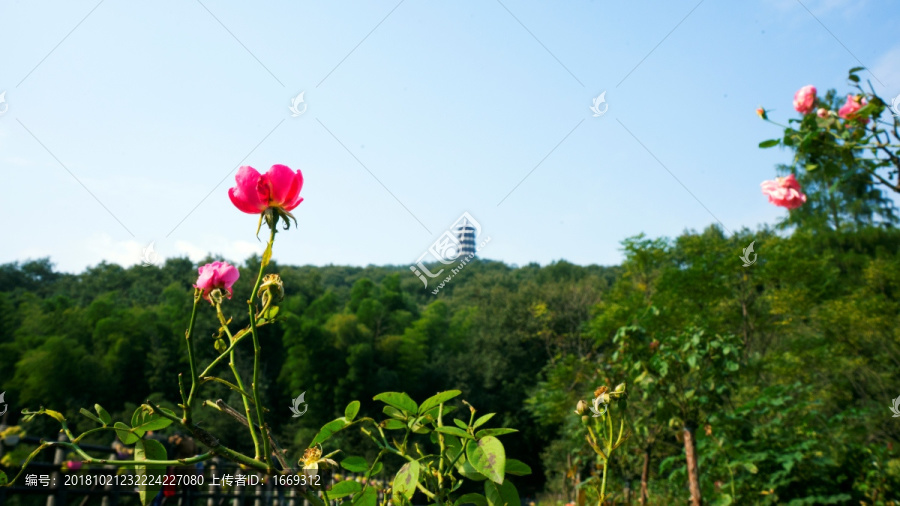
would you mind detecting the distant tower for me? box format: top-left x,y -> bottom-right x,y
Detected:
454,217 -> 477,258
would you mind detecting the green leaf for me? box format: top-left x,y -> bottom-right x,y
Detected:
418,390 -> 462,414
383,406 -> 406,419
805,164 -> 818,171
371,461 -> 383,475
352,485 -> 377,506
328,479 -> 362,499
504,459 -> 532,476
131,406 -> 174,433
261,241 -> 273,268
848,74 -> 860,82
475,428 -> 517,439
473,413 -> 495,428
344,401 -> 360,422
373,392 -> 418,414
848,66 -> 865,74
114,422 -> 140,445
759,139 -> 780,148
80,408 -> 103,425
263,305 -> 280,320
467,437 -> 506,484
94,404 -> 112,425
453,419 -> 468,430
382,419 -> 407,430
434,426 -> 474,439
309,418 -> 349,447
340,456 -> 369,473
458,458 -> 489,481
454,493 -> 488,506
392,460 -> 420,500
484,480 -> 520,506
135,438 -> 167,506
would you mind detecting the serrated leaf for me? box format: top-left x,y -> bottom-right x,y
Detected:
136,438 -> 166,506
392,460 -> 420,500
455,493 -> 488,506
434,426 -> 474,439
467,437 -> 506,484
344,401 -> 360,422
373,392 -> 418,414
473,413 -> 495,428
475,428 -> 517,439
418,390 -> 461,414
340,456 -> 369,473
328,480 -> 362,499
310,418 -> 349,447
504,459 -> 531,476
94,404 -> 112,425
114,422 -> 140,445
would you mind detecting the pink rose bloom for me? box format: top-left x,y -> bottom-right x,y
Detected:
761,174 -> 807,210
229,164 -> 304,214
194,261 -> 240,301
792,85 -> 816,114
816,108 -> 829,118
838,94 -> 868,121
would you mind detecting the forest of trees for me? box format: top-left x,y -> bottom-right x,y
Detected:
2,220 -> 899,503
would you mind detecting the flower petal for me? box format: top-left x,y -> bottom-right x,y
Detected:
262,164 -> 297,206
229,166 -> 266,214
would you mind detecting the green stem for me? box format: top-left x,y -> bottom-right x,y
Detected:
218,304 -> 262,461
436,403 -> 445,490
599,411 -> 614,505
147,400 -> 269,473
198,328 -> 250,379
248,223 -> 276,470
184,294 -> 202,423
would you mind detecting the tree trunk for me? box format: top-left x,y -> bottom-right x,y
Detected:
684,426 -> 702,506
640,445 -> 651,505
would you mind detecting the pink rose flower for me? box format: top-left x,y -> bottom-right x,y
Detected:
228,164 -> 304,214
816,108 -> 829,118
761,174 -> 807,210
792,85 -> 816,114
837,94 -> 868,121
194,261 -> 240,301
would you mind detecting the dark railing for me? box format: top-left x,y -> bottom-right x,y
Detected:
1,435 -> 381,506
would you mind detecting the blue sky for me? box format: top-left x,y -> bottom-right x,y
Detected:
1,0 -> 899,272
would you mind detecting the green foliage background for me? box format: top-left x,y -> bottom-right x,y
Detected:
2,221 -> 900,503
